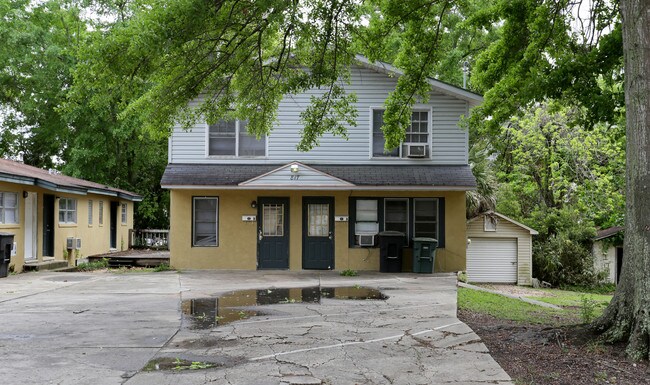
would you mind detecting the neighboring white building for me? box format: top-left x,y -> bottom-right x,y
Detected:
592,226 -> 624,284
466,211 -> 538,285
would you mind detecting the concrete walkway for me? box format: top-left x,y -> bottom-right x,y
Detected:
0,270 -> 513,385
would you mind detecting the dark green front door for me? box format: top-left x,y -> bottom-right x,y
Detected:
302,197 -> 334,270
257,198 -> 290,269
42,194 -> 55,257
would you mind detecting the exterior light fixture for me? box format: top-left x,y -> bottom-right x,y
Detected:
290,164 -> 299,173
250,200 -> 257,209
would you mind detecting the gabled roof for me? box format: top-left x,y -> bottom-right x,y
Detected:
468,211 -> 539,235
0,158 -> 142,201
593,226 -> 624,241
354,55 -> 484,107
161,163 -> 477,190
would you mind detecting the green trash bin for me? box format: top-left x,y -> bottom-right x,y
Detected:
412,237 -> 438,273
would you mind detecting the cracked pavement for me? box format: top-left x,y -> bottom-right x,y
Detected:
0,270 -> 513,385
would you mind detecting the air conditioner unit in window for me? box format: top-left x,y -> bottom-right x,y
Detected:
356,234 -> 375,247
76,238 -> 82,249
406,143 -> 427,158
66,237 -> 75,249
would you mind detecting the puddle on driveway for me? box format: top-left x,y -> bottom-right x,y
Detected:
182,286 -> 387,329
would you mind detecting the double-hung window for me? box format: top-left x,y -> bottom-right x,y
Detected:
372,109 -> 430,158
193,197 -> 218,247
208,120 -> 266,157
59,198 -> 77,224
413,198 -> 438,239
384,198 -> 409,237
0,192 -> 18,224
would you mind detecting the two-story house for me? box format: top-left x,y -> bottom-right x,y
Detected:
161,57 -> 481,272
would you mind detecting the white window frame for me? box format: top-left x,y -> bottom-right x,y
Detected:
484,216 -> 497,232
121,203 -> 127,224
413,198 -> 439,239
384,198 -> 409,238
193,197 -> 219,247
369,107 -> 432,159
354,199 -> 379,246
205,121 -> 268,158
88,200 -> 93,225
98,201 -> 104,226
59,198 -> 77,224
0,192 -> 19,224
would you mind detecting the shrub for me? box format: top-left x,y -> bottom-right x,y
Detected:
76,258 -> 109,271
532,233 -> 601,287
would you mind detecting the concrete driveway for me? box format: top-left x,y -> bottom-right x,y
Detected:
0,270 -> 512,385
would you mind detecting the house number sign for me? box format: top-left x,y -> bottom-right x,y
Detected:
290,175 -> 300,180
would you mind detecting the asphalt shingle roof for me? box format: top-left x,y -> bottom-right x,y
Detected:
0,158 -> 142,201
161,163 -> 476,189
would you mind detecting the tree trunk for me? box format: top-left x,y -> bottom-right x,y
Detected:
593,0 -> 650,360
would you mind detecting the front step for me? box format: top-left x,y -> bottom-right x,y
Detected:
23,260 -> 70,272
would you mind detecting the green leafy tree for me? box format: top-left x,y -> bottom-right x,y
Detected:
0,0 -> 82,167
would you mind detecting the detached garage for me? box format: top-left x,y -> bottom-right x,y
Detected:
466,211 -> 538,285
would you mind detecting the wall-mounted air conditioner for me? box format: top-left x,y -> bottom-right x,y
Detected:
66,237 -> 75,249
356,234 -> 375,247
406,143 -> 427,158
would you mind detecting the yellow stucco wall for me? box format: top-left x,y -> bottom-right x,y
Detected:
0,182 -> 134,272
169,189 -> 466,272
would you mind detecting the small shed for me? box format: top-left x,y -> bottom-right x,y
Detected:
466,211 -> 538,285
592,226 -> 624,285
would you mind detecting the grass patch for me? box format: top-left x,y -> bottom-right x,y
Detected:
459,287 -> 614,325
153,263 -> 173,272
528,289 -> 612,318
76,258 -> 109,272
559,283 -> 616,295
339,269 -> 359,277
458,287 -> 577,325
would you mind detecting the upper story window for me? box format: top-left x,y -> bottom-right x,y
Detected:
372,109 -> 430,158
208,120 -> 266,157
59,198 -> 77,224
484,216 -> 497,231
0,192 -> 18,224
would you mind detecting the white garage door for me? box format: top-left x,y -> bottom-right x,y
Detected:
467,238 -> 518,283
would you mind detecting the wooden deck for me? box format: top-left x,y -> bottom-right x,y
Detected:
88,251 -> 170,268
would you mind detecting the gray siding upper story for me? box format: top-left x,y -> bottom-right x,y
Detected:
169,63 -> 479,165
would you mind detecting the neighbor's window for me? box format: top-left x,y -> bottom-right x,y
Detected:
372,109 -> 430,158
121,203 -> 127,224
98,201 -> 104,225
59,198 -> 77,224
0,192 -> 18,224
484,216 -> 497,232
193,197 -> 218,246
88,200 -> 93,225
384,198 -> 409,237
208,120 -> 266,157
413,198 -> 438,239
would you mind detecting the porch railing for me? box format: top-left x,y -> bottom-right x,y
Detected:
130,229 -> 170,250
